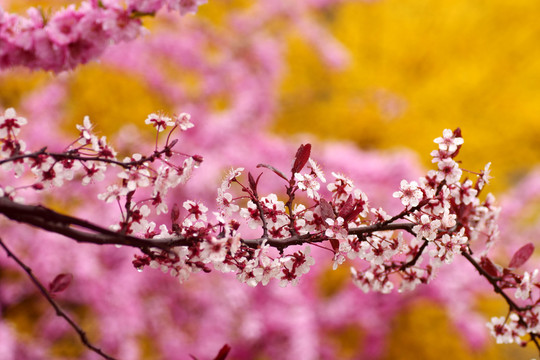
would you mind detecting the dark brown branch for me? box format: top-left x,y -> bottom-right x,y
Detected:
0,197 -> 417,253
242,233 -> 324,249
241,223 -> 416,250
349,222 -> 415,236
400,239 -> 428,270
0,197 -> 188,250
0,238 -> 118,360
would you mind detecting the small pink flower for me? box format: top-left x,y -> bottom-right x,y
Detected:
175,112 -> 194,131
437,158 -> 462,184
393,180 -> 423,207
325,217 -> 348,240
434,128 -> 464,153
145,112 -> 175,132
0,108 -> 27,138
295,172 -> 320,199
46,6 -> 84,46
413,214 -> 441,241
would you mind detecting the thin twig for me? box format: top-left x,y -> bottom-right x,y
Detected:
0,139 -> 178,168
400,239 -> 428,270
0,237 -> 118,360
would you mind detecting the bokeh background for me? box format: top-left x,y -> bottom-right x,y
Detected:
2,0 -> 540,359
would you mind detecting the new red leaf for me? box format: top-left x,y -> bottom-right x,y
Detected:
338,195 -> 355,219
213,344 -> 231,360
344,204 -> 364,223
292,143 -> 311,174
319,199 -> 335,221
248,172 -> 257,193
329,238 -> 340,253
509,243 -> 535,269
49,273 -> 73,294
479,257 -> 501,278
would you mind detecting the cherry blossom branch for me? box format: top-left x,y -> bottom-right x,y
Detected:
461,251 -> 526,312
349,222 -> 415,236
0,237 -> 118,360
0,139 -> 179,168
461,251 -> 540,351
0,196 -> 414,251
400,239 -> 429,270
3,106 -> 539,352
0,196 -> 189,250
242,222 -> 415,250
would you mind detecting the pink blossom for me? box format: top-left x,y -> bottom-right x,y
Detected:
0,108 -> 27,138
434,128 -> 464,153
145,112 -> 175,132
437,158 -> 463,184
393,179 -> 423,207
413,214 -> 441,241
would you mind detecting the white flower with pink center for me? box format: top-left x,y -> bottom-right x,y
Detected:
175,112 -> 194,131
294,172 -> 320,199
216,188 -> 239,215
515,269 -> 539,301
413,214 -> 441,241
0,108 -> 27,138
324,217 -> 348,240
434,128 -> 464,153
308,158 -> 326,182
437,158 -> 462,184
393,180 -> 423,207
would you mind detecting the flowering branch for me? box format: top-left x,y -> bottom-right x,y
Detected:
0,237 -> 118,360
0,194 -> 414,251
2,107 -> 540,354
461,250 -> 540,350
0,196 -> 189,250
0,139 -> 179,168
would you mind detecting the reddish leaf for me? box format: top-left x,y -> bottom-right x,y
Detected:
336,195 -> 365,223
329,238 -> 340,253
344,204 -> 364,223
257,164 -> 288,181
248,172 -> 257,193
479,257 -> 501,278
49,273 -> 73,294
213,344 -> 231,360
338,195 -> 355,219
509,243 -> 535,269
291,143 -> 311,174
319,199 -> 335,221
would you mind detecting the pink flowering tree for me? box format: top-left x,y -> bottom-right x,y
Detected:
1,1 -> 540,360
0,0 -> 207,72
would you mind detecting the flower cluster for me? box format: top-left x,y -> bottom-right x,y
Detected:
2,110 -> 540,353
0,107 -> 198,232
0,0 -> 206,72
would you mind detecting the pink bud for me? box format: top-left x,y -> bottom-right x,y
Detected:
49,273 -> 73,294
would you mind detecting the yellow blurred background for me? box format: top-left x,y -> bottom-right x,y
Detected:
276,0 -> 540,194
2,0 -> 540,359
